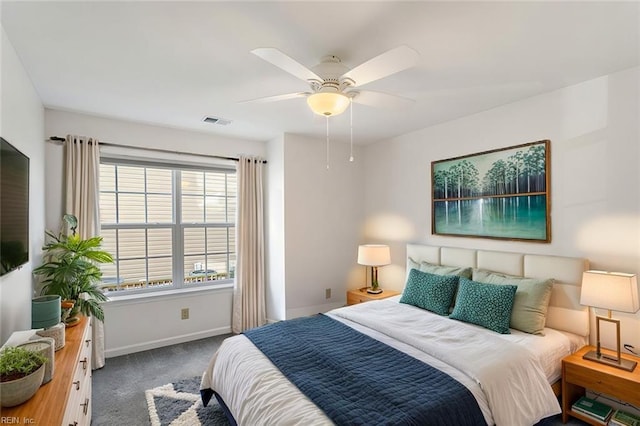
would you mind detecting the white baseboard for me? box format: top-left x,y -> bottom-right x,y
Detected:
105,326 -> 232,358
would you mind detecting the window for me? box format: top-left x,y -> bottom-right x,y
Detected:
99,160 -> 236,294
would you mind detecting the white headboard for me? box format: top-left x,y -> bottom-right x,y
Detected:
406,244 -> 590,337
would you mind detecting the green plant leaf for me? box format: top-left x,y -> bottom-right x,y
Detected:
0,347 -> 46,380
34,215 -> 114,322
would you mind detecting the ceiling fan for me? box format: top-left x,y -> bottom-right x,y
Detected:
245,45 -> 420,117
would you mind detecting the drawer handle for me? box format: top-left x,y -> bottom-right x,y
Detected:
85,338 -> 92,347
69,422 -> 78,426
81,397 -> 90,415
73,380 -> 80,390
80,357 -> 88,370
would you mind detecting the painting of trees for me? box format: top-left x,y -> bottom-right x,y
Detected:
431,140 -> 550,242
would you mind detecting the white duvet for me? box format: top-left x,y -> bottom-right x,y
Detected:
201,299 -> 562,426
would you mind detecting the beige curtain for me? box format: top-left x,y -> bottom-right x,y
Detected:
232,156 -> 266,333
64,135 -> 105,369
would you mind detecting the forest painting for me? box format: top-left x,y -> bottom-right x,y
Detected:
432,140 -> 550,242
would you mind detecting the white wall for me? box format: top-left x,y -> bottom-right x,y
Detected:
282,134 -> 364,318
363,67 -> 640,349
0,26 -> 46,345
44,109 -> 266,355
266,134 -> 286,321
102,287 -> 233,357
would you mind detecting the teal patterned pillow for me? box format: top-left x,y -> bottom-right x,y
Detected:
472,269 -> 554,335
419,262 -> 472,313
450,277 -> 517,334
400,269 -> 459,315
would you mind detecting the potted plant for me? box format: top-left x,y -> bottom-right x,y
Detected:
33,214 -> 113,323
0,346 -> 47,407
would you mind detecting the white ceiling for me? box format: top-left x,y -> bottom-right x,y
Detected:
2,1 -> 638,144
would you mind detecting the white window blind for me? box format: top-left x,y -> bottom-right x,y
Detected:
99,160 -> 236,294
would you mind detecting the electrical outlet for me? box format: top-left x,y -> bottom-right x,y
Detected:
325,288 -> 331,299
181,308 -> 189,320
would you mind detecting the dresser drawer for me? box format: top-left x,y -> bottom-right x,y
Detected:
64,382 -> 91,426
61,320 -> 93,426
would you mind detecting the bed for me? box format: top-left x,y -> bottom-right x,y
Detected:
201,244 -> 590,426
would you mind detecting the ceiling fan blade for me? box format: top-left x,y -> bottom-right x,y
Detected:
239,92 -> 309,104
342,45 -> 419,87
350,90 -> 415,109
251,48 -> 322,82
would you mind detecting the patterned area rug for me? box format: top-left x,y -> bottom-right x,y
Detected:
146,376 -> 230,426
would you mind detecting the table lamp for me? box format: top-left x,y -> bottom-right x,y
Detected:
357,244 -> 391,294
580,270 -> 639,371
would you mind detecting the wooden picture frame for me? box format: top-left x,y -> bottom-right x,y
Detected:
431,140 -> 551,242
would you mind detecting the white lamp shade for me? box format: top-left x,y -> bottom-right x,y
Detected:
580,270 -> 639,313
307,92 -> 350,116
357,244 -> 391,267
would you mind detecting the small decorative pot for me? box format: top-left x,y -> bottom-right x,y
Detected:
0,363 -> 45,407
17,340 -> 54,384
31,295 -> 61,329
61,300 -> 80,327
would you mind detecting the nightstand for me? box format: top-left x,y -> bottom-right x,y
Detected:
346,289 -> 400,305
561,345 -> 640,424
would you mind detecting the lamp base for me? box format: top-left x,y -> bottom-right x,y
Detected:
583,350 -> 637,372
366,288 -> 383,294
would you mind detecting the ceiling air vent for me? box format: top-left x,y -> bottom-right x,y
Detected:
202,116 -> 232,126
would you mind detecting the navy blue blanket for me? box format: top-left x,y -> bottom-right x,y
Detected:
244,314 -> 485,426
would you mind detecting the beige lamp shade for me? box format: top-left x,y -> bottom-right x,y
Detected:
580,270 -> 639,313
357,244 -> 391,267
307,92 -> 350,116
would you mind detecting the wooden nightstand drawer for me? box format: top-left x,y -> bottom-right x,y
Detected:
347,292 -> 367,305
564,362 -> 621,394
346,289 -> 400,305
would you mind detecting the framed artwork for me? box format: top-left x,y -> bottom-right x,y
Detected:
431,140 -> 550,242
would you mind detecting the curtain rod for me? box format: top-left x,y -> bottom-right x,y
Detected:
47,136 -> 267,164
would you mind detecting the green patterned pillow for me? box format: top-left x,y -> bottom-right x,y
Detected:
400,269 -> 459,315
450,277 -> 517,334
472,270 -> 554,335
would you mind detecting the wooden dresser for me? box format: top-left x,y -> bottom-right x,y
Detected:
1,316 -> 93,425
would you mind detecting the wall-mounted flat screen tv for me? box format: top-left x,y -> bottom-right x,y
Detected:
1,137 -> 29,276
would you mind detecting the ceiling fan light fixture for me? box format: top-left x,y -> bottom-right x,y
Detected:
307,92 -> 350,116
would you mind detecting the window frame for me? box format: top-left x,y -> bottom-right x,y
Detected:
99,157 -> 236,296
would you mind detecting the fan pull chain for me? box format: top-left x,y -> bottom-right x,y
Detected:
349,98 -> 354,162
325,115 -> 330,170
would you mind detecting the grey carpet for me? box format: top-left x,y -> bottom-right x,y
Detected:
92,334 -> 231,426
93,333 -> 586,425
